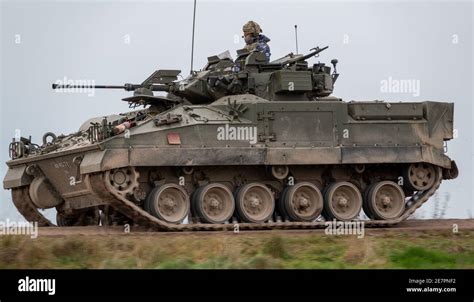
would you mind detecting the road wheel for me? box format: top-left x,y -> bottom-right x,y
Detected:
366,181 -> 405,220
193,183 -> 235,224
281,182 -> 323,222
235,183 -> 274,223
145,184 -> 190,224
323,181 -> 362,221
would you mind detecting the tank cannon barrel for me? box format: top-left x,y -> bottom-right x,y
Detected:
51,83 -> 172,92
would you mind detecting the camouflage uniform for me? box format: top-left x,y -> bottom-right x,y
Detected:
244,35 -> 271,63
242,21 -> 271,63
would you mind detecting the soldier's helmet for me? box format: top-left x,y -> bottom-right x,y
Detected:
242,21 -> 262,37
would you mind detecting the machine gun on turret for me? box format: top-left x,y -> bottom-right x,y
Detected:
281,46 -> 329,66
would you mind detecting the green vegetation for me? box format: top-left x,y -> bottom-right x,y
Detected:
0,229 -> 472,269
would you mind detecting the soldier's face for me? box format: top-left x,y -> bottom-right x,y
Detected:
243,32 -> 254,45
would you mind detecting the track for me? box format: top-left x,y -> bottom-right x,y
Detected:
89,166 -> 444,231
11,187 -> 54,227
12,167 -> 444,232
33,219 -> 474,237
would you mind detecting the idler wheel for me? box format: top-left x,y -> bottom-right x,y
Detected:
105,167 -> 139,196
403,163 -> 436,191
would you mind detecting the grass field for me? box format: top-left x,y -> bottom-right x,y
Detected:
0,229 -> 473,269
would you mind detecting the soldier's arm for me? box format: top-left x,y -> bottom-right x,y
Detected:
256,43 -> 271,63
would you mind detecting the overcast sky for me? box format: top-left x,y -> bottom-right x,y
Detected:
1,0 -> 472,221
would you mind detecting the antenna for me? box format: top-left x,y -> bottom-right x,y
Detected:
190,0 -> 197,74
294,24 -> 299,54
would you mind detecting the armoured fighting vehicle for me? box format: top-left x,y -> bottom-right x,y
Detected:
3,46 -> 458,231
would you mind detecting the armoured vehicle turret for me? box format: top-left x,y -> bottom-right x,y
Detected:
3,46 -> 458,230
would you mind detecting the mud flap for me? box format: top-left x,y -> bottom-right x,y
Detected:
3,165 -> 32,189
443,160 -> 458,180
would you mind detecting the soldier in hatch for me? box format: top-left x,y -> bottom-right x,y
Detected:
242,21 -> 271,63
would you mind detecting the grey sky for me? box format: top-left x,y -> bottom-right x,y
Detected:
1,0 -> 472,221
